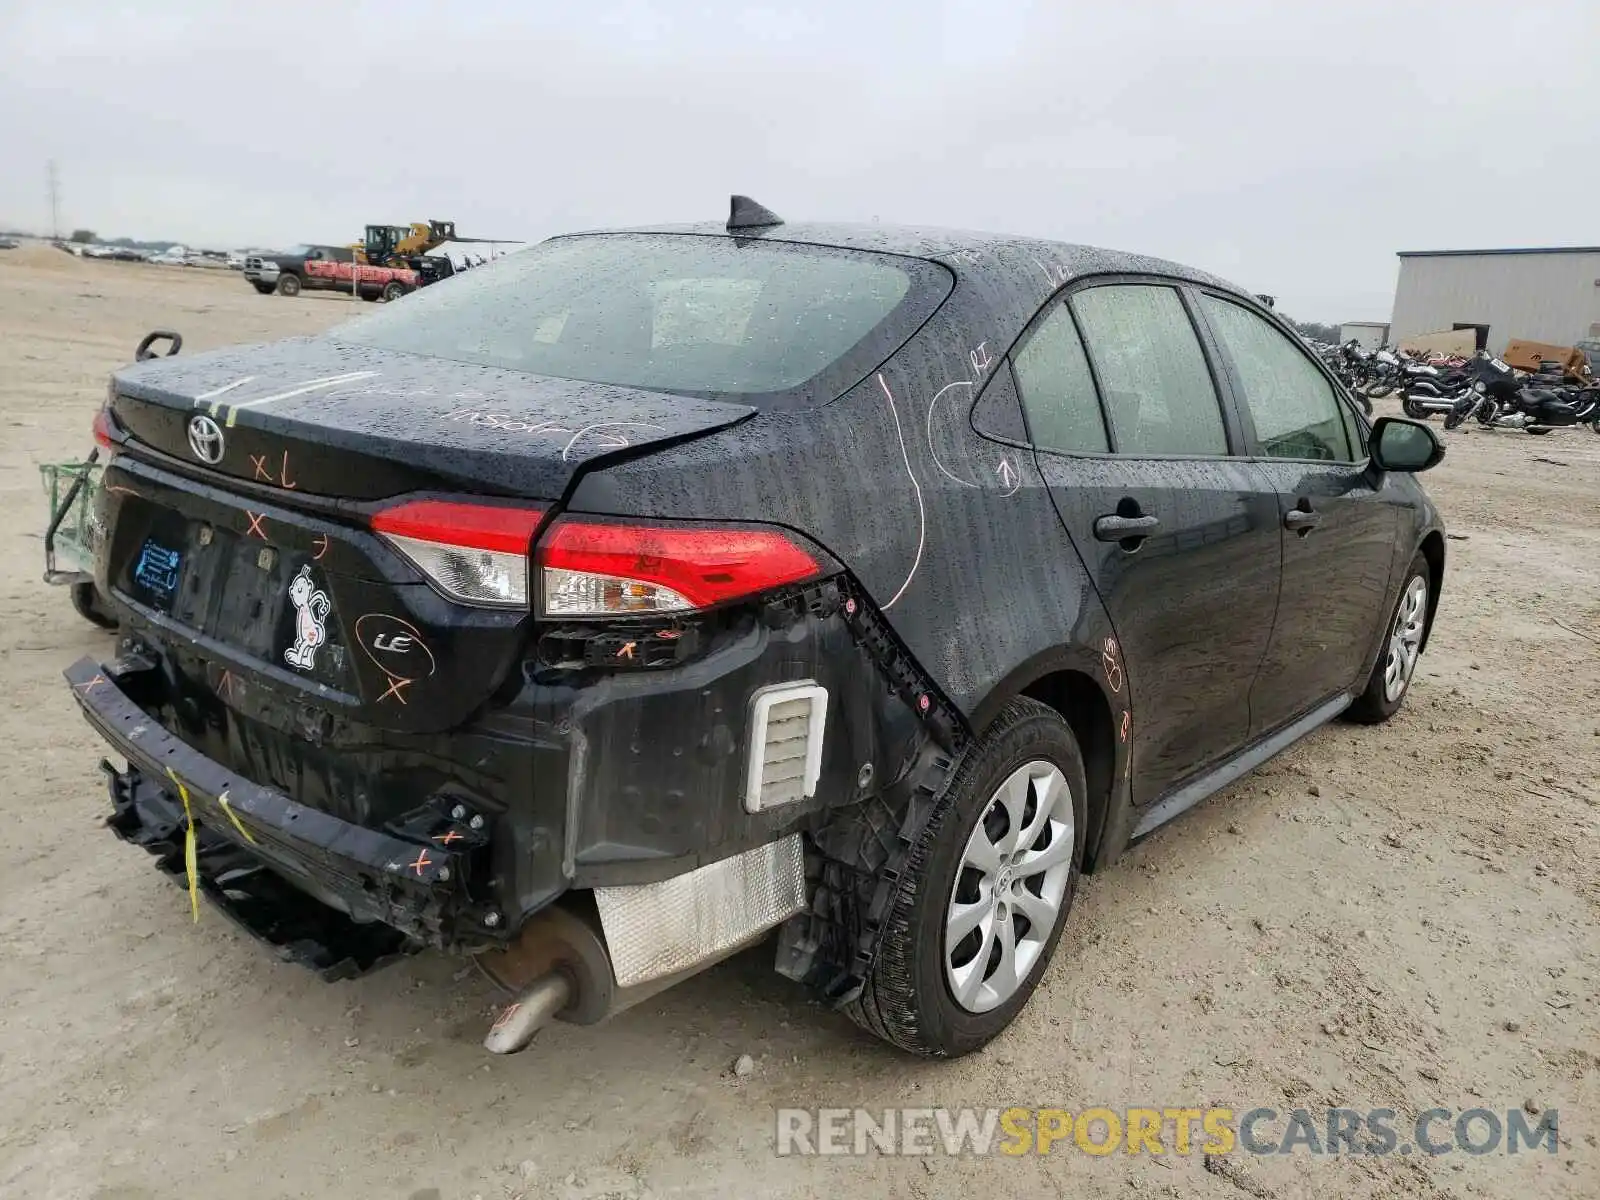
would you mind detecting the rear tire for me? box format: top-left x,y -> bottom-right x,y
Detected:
1363,383 -> 1394,400
842,697 -> 1086,1057
276,272 -> 302,297
1346,553 -> 1429,724
1401,395 -> 1429,420
70,582 -> 118,630
381,281 -> 407,302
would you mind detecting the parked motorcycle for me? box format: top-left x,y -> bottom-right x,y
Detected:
1443,351 -> 1600,434
1360,348 -> 1403,398
1398,360 -> 1475,419
1321,342 -> 1377,415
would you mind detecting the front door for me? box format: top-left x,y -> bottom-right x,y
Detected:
1194,293 -> 1398,733
1011,282 -> 1283,808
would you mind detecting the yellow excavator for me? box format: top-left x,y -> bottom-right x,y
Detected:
360,220 -> 462,267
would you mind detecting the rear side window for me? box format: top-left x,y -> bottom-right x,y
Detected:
1012,304 -> 1109,453
329,233 -> 952,406
1071,285 -> 1228,456
1199,296 -> 1353,461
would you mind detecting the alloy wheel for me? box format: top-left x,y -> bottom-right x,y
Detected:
945,760 -> 1075,1014
1383,576 -> 1428,703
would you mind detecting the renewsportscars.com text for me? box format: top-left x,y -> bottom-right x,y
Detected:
775,1106 -> 1559,1158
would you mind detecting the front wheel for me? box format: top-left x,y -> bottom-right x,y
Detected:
1346,554 -> 1429,724
1363,383 -> 1394,400
276,272 -> 302,297
381,281 -> 408,302
843,697 -> 1086,1057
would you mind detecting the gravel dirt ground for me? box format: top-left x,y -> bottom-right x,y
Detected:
1,251 -> 1596,1200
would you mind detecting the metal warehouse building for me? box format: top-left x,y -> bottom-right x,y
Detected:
1389,246 -> 1600,352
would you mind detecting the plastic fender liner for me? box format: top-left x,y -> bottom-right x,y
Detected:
775,579 -> 971,1002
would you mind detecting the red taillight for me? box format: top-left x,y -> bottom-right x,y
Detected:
371,499 -> 544,553
538,518 -> 821,616
371,499 -> 544,607
370,500 -> 823,615
93,407 -> 118,454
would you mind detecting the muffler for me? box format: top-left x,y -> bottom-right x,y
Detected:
474,899 -> 774,1053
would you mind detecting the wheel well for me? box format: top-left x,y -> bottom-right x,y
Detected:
1020,670 -> 1114,872
1418,531 -> 1444,652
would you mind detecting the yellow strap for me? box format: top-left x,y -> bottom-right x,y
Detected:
166,768 -> 200,924
217,790 -> 258,845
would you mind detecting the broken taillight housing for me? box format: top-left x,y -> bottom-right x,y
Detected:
371,499 -> 544,607
538,517 -> 822,617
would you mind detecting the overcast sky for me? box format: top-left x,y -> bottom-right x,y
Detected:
3,0 -> 1596,320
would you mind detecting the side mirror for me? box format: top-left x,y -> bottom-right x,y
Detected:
1370,416 -> 1445,473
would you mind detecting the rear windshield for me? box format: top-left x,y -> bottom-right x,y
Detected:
327,233 -> 951,406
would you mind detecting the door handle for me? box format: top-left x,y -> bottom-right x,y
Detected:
1284,507 -> 1321,532
1094,513 -> 1161,541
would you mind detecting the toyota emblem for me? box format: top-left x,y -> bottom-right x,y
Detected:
187,414 -> 225,464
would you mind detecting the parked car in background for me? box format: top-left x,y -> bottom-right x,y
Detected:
72,199 -> 1447,1060
0,237 -> 19,251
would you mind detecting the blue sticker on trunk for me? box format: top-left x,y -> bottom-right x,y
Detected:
133,540 -> 181,599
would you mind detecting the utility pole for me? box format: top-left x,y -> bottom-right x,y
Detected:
47,160 -> 61,240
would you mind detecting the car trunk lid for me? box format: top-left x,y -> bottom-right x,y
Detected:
109,337 -> 756,500
102,338 -> 755,735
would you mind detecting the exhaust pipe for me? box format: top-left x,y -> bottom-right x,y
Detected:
483,972 -> 574,1054
474,900 -> 770,1053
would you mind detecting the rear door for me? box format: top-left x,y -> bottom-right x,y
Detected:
1193,293 -> 1397,733
1013,281 -> 1283,808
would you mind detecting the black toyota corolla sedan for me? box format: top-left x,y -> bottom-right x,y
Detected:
69,197 -> 1445,1057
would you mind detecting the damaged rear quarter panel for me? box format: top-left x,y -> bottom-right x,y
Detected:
566,249 -> 1133,799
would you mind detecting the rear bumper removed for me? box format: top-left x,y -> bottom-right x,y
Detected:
63,637 -> 854,1001
69,654 -> 476,975
65,571 -> 961,1034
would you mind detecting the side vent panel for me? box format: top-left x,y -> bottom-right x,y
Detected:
744,682 -> 828,813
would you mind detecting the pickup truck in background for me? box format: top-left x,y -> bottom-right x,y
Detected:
244,245 -> 418,301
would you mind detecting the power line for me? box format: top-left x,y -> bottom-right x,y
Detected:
47,160 -> 61,240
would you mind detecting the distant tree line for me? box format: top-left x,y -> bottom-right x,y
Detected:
1289,319 -> 1341,343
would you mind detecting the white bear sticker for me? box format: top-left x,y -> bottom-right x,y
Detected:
284,564 -> 331,670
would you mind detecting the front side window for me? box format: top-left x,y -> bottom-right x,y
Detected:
1070,285 -> 1228,456
1200,296 -> 1353,461
1011,303 -> 1109,454
329,233 -> 952,406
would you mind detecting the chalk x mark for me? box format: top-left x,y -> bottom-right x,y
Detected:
878,373 -> 925,611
